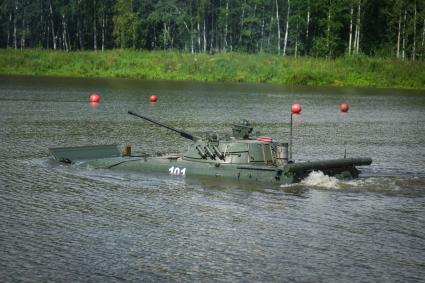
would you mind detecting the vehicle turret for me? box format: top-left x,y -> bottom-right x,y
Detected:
232,119 -> 253,139
128,111 -> 288,166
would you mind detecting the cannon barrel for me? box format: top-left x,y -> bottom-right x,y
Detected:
128,111 -> 199,141
283,157 -> 372,173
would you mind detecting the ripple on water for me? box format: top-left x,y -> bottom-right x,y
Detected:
278,170 -> 425,197
1,77 -> 425,282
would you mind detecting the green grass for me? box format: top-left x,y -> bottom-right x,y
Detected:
1,48 -> 424,90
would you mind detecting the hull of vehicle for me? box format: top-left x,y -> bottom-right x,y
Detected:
49,145 -> 372,185
79,157 -> 371,185
78,156 -> 293,184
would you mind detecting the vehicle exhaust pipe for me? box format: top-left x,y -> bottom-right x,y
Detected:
276,142 -> 289,165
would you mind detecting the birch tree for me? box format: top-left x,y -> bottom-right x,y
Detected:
13,0 -> 17,49
48,0 -> 56,50
93,0 -> 97,51
412,0 -> 417,61
113,0 -> 138,48
20,1 -> 25,49
402,8 -> 406,60
353,0 -> 361,55
348,2 -> 353,55
283,0 -> 290,56
7,12 -> 12,48
61,13 -> 68,51
305,0 -> 310,52
275,0 -> 281,54
99,1 -> 112,52
223,0 -> 229,51
397,11 -> 401,58
422,19 -> 425,59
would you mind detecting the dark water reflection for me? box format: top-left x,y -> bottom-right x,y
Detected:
1,76 -> 424,282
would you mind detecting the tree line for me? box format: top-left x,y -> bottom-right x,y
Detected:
1,0 -> 424,60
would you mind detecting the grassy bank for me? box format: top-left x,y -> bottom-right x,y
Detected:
1,49 -> 425,90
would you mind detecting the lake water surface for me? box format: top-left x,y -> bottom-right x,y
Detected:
1,76 -> 424,282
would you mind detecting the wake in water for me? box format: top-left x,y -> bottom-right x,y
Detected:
298,170 -> 388,190
300,171 -> 366,189
301,171 -> 340,188
281,170 -> 425,196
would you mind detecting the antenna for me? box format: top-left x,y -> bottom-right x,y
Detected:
344,141 -> 347,158
289,104 -> 301,162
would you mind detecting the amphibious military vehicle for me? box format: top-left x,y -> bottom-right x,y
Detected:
49,111 -> 372,185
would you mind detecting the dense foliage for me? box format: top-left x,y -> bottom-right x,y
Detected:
1,0 -> 424,60
2,49 -> 425,89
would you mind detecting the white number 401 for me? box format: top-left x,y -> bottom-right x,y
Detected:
169,166 -> 186,176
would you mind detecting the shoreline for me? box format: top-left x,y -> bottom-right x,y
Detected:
1,49 -> 424,90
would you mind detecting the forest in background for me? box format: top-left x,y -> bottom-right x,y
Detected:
1,0 -> 425,60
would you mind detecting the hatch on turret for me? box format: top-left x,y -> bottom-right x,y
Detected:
248,142 -> 273,164
219,141 -> 274,164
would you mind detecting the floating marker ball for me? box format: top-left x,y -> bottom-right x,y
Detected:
291,103 -> 302,114
340,103 -> 349,112
149,95 -> 158,102
89,93 -> 100,103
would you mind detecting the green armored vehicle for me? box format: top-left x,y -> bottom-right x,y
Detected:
49,111 -> 372,185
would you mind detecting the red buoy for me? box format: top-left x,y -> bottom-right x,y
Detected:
149,95 -> 158,102
256,136 -> 273,142
291,103 -> 302,114
89,93 -> 100,103
340,103 -> 349,112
